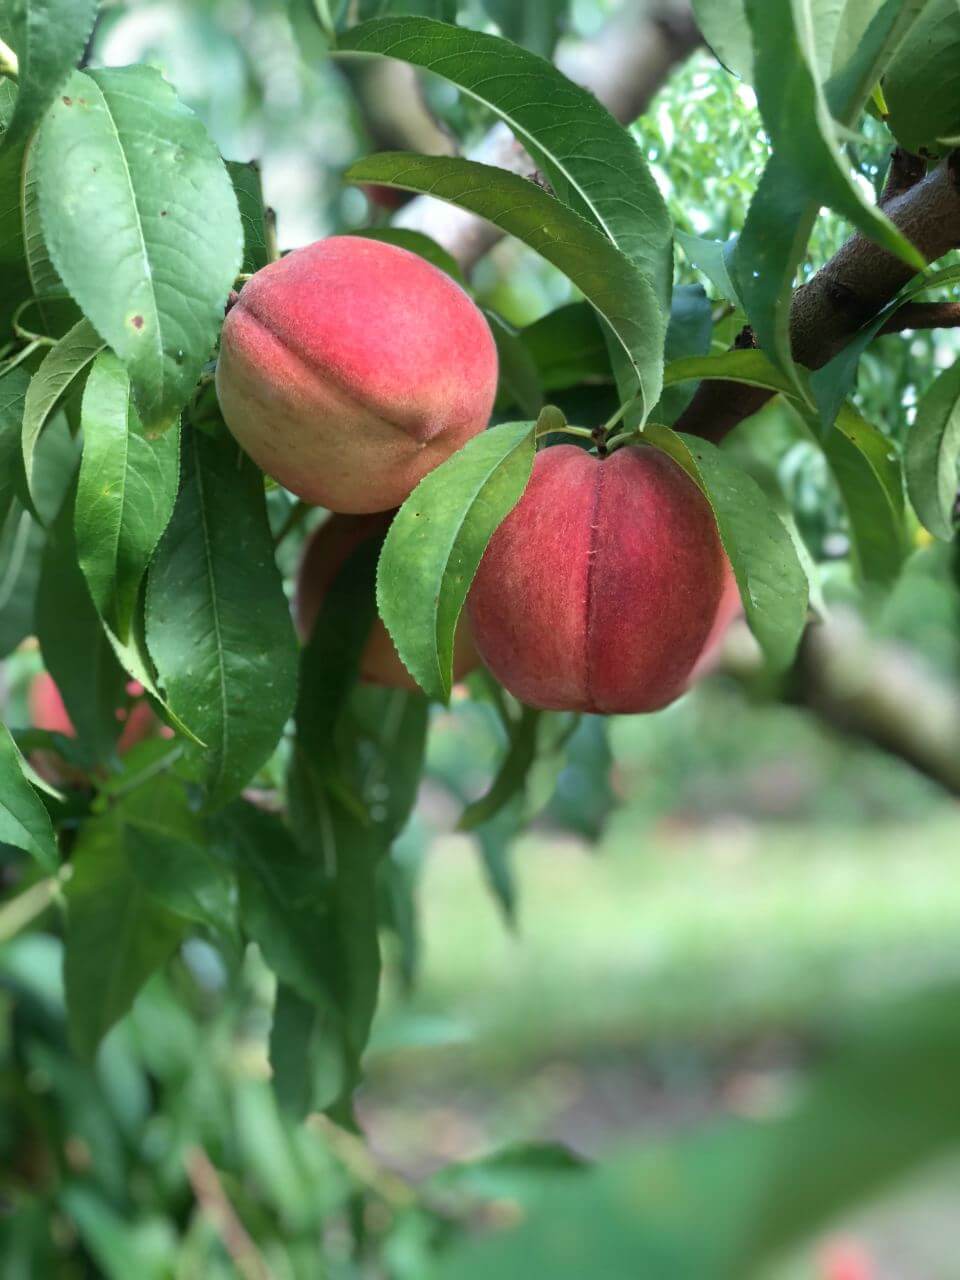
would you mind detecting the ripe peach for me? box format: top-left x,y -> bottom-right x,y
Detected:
689,555 -> 741,681
467,444 -> 731,714
296,513 -> 478,688
216,236 -> 498,514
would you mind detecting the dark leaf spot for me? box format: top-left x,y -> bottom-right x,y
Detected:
62,96 -> 73,106
131,315 -> 144,330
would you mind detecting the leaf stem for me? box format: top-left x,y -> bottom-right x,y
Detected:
0,868 -> 72,946
0,37 -> 18,80
601,394 -> 642,437
106,745 -> 184,801
606,428 -> 642,453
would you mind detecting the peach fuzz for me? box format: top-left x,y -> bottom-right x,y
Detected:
216,236 -> 499,514
296,513 -> 478,689
467,444 -> 733,714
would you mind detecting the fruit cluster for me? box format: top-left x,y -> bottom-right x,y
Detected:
216,236 -> 738,714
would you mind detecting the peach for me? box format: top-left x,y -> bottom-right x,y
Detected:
216,236 -> 498,514
689,554 -> 741,681
467,444 -> 732,714
296,513 -> 478,688
29,674 -> 158,780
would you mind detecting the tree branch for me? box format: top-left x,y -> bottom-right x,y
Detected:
676,151 -> 960,442
722,611 -> 960,799
395,1 -> 701,270
184,1147 -> 275,1280
878,299 -> 960,334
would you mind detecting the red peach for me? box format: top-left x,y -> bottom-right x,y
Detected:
29,673 -> 157,757
689,554 -> 741,682
216,236 -> 498,514
296,513 -> 478,689
467,444 -> 730,714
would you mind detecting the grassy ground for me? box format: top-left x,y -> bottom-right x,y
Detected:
364,811 -> 960,1276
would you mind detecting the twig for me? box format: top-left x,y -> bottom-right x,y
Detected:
878,300 -> 960,334
0,869 -> 71,946
395,2 -> 701,270
676,150 -> 960,442
306,1115 -> 416,1209
184,1146 -> 275,1280
0,36 -> 18,80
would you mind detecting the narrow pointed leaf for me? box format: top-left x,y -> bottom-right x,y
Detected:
339,16 -> 672,306
0,368 -> 30,528
378,420 -> 536,703
65,812 -> 186,1059
75,351 -> 180,639
36,485 -> 129,761
0,0 -> 98,154
346,155 -> 665,418
0,722 -> 58,871
738,0 -> 926,379
644,425 -> 809,671
37,67 -> 243,432
22,317 -> 104,508
145,427 -> 298,808
905,360 -> 960,541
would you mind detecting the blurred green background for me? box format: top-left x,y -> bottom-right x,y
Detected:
2,1 -> 960,1276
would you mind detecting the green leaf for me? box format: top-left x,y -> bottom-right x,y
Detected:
480,0 -> 568,58
37,66 -> 243,432
339,16 -> 673,308
520,303 -> 611,392
657,284 -> 714,424
738,0 -> 923,381
885,0 -> 960,154
811,263 -> 960,434
117,774 -> 234,932
488,311 -> 543,419
226,158 -> 269,275
346,154 -> 665,419
458,705 -> 540,831
0,721 -> 58,871
905,359 -> 960,541
822,405 -> 909,585
75,352 -> 180,640
644,425 -> 809,670
663,348 -> 800,399
0,367 -> 29,529
0,81 -> 31,334
694,0 -> 918,86
295,538 -> 379,773
350,226 -> 465,283
145,427 -> 298,809
675,229 -> 741,305
21,317 -> 104,509
0,409 -> 77,658
378,420 -> 536,703
36,484 -> 129,761
65,810 -> 186,1059
0,0 -> 98,154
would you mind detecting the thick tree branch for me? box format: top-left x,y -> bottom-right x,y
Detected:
877,299 -> 960,334
722,611 -> 960,799
395,1 -> 701,270
676,151 -> 960,442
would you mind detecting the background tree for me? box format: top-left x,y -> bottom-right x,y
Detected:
1,0 -> 960,1275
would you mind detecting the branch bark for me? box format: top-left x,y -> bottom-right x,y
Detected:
394,1 -> 701,271
676,151 -> 960,442
722,611 -> 960,798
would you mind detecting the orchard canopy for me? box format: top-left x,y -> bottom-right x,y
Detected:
1,1 -> 960,1276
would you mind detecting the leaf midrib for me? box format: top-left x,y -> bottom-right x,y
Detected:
190,430 -> 230,799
